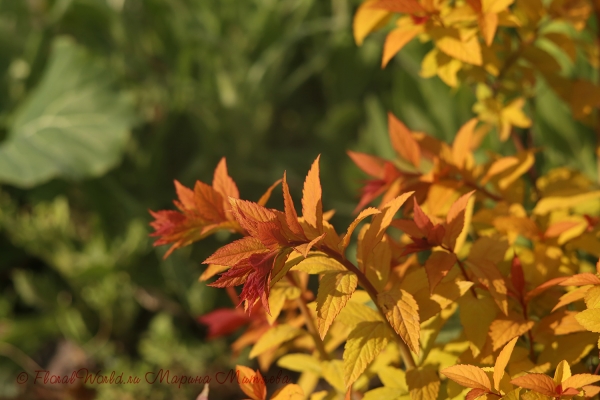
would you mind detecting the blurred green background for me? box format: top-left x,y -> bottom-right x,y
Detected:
0,0 -> 597,399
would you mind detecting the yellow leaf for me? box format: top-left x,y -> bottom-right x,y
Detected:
435,29 -> 483,65
365,237 -> 392,292
406,366 -> 441,400
537,332 -> 596,367
442,364 -> 492,390
271,384 -> 304,400
363,387 -> 410,400
353,0 -> 391,46
493,336 -> 519,391
497,151 -> 535,190
437,56 -> 463,87
250,324 -> 304,358
278,353 -> 322,374
482,0 -> 514,13
343,321 -> 391,387
293,255 -> 346,274
321,360 -> 345,392
468,236 -> 509,265
489,316 -> 534,351
378,365 -> 409,391
302,156 -> 323,233
459,295 -> 497,356
585,285 -> 600,309
533,191 -> 600,215
268,283 -> 301,324
553,360 -> 571,385
382,23 -> 424,67
337,301 -> 383,327
317,272 -> 358,339
377,288 -> 421,353
575,308 -> 600,333
562,374 -> 600,390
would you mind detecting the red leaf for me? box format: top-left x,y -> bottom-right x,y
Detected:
197,308 -> 251,339
347,150 -> 387,178
511,253 -> 525,296
204,236 -> 268,266
413,197 -> 434,233
466,388 -> 488,400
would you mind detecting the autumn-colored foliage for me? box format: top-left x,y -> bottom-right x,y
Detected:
149,1 -> 600,399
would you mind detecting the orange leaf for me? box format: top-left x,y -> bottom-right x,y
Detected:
444,191 -> 476,250
510,373 -> 556,396
257,179 -> 282,207
441,364 -> 492,390
302,156 -> 324,233
340,207 -> 381,253
370,0 -> 426,13
347,150 -> 386,178
383,25 -> 423,67
489,316 -> 534,351
236,365 -> 267,400
424,251 -> 457,294
452,118 -> 478,170
544,220 -> 584,238
478,12 -> 498,46
294,233 -> 326,258
560,273 -> 600,286
466,258 -> 508,315
562,374 -> 600,390
525,276 -> 568,304
388,113 -> 421,167
493,336 -> 519,391
194,181 -> 226,222
213,157 -> 239,201
282,172 -> 306,238
552,286 -> 589,312
466,388 -> 488,400
204,236 -> 269,266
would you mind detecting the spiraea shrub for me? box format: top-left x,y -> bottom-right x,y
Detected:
151,0 -> 600,399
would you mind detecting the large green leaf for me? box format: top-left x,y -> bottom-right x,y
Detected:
0,37 -> 134,187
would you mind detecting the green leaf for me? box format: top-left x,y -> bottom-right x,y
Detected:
0,37 -> 134,187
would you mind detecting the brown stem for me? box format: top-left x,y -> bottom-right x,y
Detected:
320,248 -> 417,370
286,275 -> 331,361
594,351 -> 600,375
464,181 -> 503,202
521,301 -> 537,362
454,257 -> 478,298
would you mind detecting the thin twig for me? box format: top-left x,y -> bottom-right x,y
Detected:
286,274 -> 331,361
